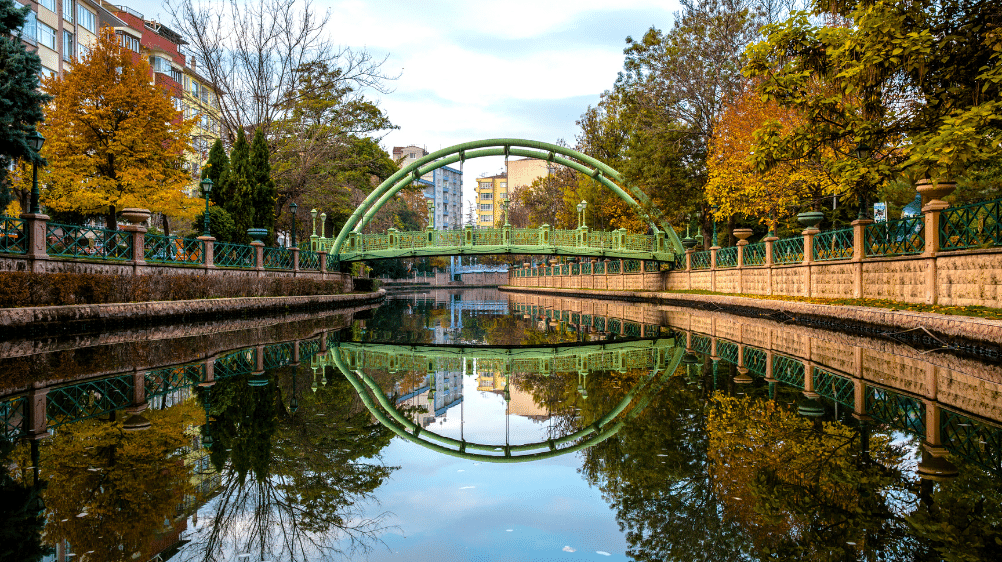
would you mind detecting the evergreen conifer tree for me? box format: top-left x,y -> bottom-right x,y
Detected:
0,0 -> 52,210
224,128 -> 254,243
249,128 -> 277,244
202,139 -> 230,208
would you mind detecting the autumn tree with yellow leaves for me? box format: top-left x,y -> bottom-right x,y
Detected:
705,84 -> 837,232
37,29 -> 197,230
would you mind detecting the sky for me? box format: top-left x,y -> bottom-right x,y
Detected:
126,0 -> 681,218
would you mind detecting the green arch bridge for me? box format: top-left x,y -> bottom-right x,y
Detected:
313,139 -> 683,263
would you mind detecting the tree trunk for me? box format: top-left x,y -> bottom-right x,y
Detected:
106,205 -> 117,230
727,214 -> 736,247
161,214 -> 171,236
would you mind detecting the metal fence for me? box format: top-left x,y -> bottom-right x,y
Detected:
812,228 -> 854,261
45,222 -> 132,261
940,197 -> 1001,251
0,216 -> 26,254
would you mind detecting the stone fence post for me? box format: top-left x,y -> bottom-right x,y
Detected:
199,236 -> 215,268
319,251 -> 328,274
802,226 -> 819,298
291,247 -> 300,273
21,212 -> 49,271
252,241 -> 265,274
764,235 -> 777,296
851,219 -> 872,298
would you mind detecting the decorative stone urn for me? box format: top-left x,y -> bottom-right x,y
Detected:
120,207 -> 151,226
797,397 -> 826,418
796,211 -> 825,231
732,228 -> 754,246
916,178 -> 956,211
247,228 -> 269,243
733,367 -> 754,384
681,236 -> 698,249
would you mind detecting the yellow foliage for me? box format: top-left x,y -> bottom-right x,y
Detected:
706,84 -> 837,228
40,399 -> 205,561
36,29 -> 198,221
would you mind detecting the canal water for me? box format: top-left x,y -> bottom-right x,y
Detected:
2,288 -> 1001,561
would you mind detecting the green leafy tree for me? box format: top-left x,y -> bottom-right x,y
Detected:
223,128 -> 254,243
0,0 -> 51,212
203,138 -> 230,207
744,0 -> 1002,203
250,128 -> 277,244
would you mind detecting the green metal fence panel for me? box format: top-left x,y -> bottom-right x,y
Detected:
773,354 -> 805,388
691,250 -> 711,270
813,367 -> 854,408
582,262 -> 592,275
864,218 -> 924,256
866,387 -> 924,434
624,322 -> 642,337
594,261 -> 606,274
0,216 -> 27,255
941,409 -> 1002,474
717,340 -> 739,364
607,260 -> 621,273
214,242 -> 256,268
551,230 -> 576,247
773,236 -> 804,265
940,198 -> 1001,250
263,247 -> 293,269
299,250 -> 321,270
1,396 -> 25,439
512,229 -> 536,245
144,233 -> 204,265
47,375 -> 134,428
571,263 -> 580,275
743,347 -> 767,376
587,231 -> 613,249
624,233 -> 651,251
812,228 -> 854,261
359,233 -> 390,251
214,348 -> 256,378
623,259 -> 642,273
691,334 -> 712,355
300,338 -> 322,359
264,342 -> 293,369
436,230 -> 463,246
475,229 -> 503,246
673,252 -> 686,270
145,364 -> 203,400
326,252 -> 340,271
607,318 -> 621,334
716,246 -> 738,268
46,222 -> 132,261
743,242 -> 766,266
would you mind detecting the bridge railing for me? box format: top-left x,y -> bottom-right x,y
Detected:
315,224 -> 672,261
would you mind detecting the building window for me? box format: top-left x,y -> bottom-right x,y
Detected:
500,182 -> 507,188
118,32 -> 140,52
479,192 -> 492,200
149,56 -> 171,74
479,204 -> 492,211
38,65 -> 56,79
37,21 -> 56,50
62,0 -> 73,23
62,30 -> 74,61
77,5 -> 95,32
77,41 -> 89,58
170,66 -> 183,83
39,0 -> 55,12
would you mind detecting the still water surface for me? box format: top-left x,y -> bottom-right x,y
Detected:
2,288 -> 1001,561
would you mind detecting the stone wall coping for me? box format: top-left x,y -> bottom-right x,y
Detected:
0,290 -> 386,334
500,286 -> 1002,347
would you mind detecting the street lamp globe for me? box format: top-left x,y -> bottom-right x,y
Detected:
26,130 -> 45,214
27,129 -> 45,152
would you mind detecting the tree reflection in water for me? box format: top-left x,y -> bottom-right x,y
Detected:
569,359 -> 1002,562
185,365 -> 397,562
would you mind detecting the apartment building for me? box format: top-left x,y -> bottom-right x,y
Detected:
392,145 -> 463,230
507,157 -> 557,192
474,173 -> 507,228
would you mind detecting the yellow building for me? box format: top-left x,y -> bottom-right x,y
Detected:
474,173 -> 507,227
181,65 -> 222,195
507,157 -> 557,192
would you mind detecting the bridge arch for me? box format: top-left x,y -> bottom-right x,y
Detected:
329,138 -> 684,260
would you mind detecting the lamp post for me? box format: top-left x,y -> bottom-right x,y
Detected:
427,199 -> 435,229
502,194 -> 510,227
200,177 -> 213,236
289,202 -> 298,248
710,204 -> 719,247
26,130 -> 44,214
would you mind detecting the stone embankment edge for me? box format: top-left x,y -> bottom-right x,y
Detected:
500,286 -> 1002,348
0,290 -> 387,336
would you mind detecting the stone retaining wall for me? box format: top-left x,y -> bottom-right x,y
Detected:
509,248 -> 1002,309
504,290 -> 1002,422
